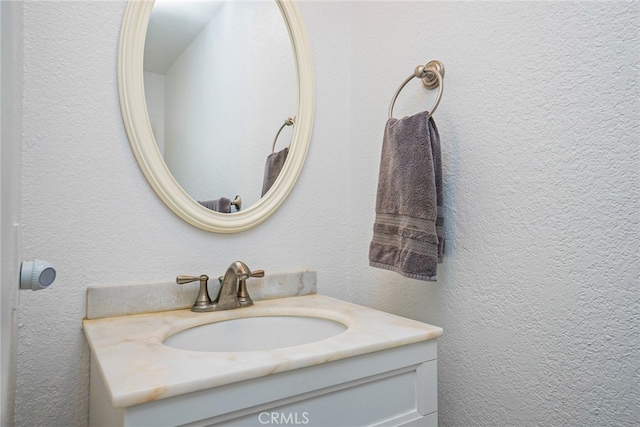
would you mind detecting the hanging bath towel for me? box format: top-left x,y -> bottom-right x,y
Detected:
369,111 -> 444,281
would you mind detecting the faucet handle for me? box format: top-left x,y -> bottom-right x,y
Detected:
249,270 -> 265,278
176,274 -> 215,312
236,268 -> 264,308
176,275 -> 201,284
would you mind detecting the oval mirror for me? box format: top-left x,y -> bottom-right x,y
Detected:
118,0 -> 314,233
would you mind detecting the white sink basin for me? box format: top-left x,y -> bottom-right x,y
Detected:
163,315 -> 347,352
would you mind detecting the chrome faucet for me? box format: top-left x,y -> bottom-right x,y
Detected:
176,261 -> 264,312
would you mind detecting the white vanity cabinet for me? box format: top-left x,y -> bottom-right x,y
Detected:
90,340 -> 438,426
84,294 -> 442,427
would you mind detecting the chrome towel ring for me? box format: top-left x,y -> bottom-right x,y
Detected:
271,117 -> 295,153
388,60 -> 445,119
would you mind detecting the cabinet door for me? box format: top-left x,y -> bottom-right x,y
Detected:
196,360 -> 438,427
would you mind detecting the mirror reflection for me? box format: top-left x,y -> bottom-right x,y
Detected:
143,0 -> 297,212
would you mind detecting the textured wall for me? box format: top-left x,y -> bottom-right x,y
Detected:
347,1 -> 639,426
15,1 -> 639,426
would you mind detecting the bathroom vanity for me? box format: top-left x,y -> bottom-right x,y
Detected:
83,274 -> 442,427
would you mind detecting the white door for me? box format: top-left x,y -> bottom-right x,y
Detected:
0,1 -> 23,423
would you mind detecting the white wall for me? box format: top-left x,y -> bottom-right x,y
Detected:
13,0 -> 640,426
347,2 -> 639,426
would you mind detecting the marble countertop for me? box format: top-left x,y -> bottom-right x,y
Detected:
83,294 -> 443,408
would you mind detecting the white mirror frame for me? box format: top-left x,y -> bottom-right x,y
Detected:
118,0 -> 314,233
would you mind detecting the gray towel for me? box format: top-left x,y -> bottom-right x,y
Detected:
369,111 -> 444,281
198,197 -> 231,213
261,147 -> 289,197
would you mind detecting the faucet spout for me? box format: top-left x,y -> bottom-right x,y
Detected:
215,261 -> 251,311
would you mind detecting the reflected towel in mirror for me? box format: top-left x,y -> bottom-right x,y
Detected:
198,197 -> 231,213
261,147 -> 289,197
369,111 -> 444,281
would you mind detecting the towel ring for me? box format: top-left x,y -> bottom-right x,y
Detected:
271,117 -> 295,153
388,60 -> 445,119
